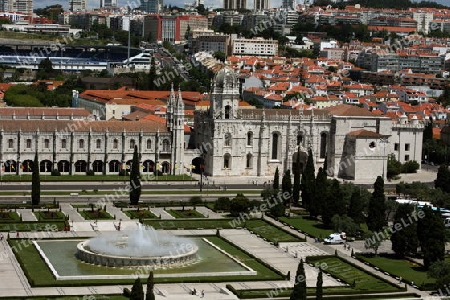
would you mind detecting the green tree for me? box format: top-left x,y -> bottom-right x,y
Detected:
423,116 -> 433,142
214,197 -> 231,211
213,51 -> 226,62
37,58 -> 56,80
300,148 -> 315,208
148,57 -> 156,90
322,179 -> 345,228
402,160 -> 420,173
293,148 -> 301,206
365,232 -> 384,256
367,176 -> 387,232
316,268 -> 323,300
331,214 -> 360,237
282,170 -> 292,202
273,167 -> 280,190
348,188 -> 365,224
428,261 -> 450,292
230,193 -> 250,217
129,145 -> 141,205
387,154 -> 402,179
31,153 -> 40,206
418,205 -> 445,269
290,259 -> 307,300
130,278 -> 144,300
391,204 -> 418,258
146,271 -> 155,300
262,189 -> 285,218
310,167 -> 326,218
435,165 -> 450,193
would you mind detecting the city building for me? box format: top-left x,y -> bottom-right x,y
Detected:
100,0 -> 117,7
69,0 -> 86,12
196,34 -> 231,56
223,0 -> 246,10
254,0 -> 269,11
193,67 -> 424,180
5,0 -> 32,14
140,0 -> 162,13
231,37 -> 278,57
143,15 -> 208,42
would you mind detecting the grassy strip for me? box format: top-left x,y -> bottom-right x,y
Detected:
306,256 -> 401,292
34,211 -> 67,221
0,211 -> 21,222
9,235 -> 283,287
78,210 -> 114,220
143,218 -> 235,229
279,216 -> 334,238
0,221 -> 65,231
355,254 -> 435,290
245,219 -> 303,243
124,209 -> 158,219
167,209 -> 205,218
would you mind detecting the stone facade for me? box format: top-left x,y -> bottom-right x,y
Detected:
193,67 -> 424,180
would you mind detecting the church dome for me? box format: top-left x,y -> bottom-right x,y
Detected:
214,67 -> 237,88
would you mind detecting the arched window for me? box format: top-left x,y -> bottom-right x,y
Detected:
224,154 -> 231,169
146,139 -> 152,149
224,133 -> 231,147
113,139 -> 118,149
79,139 -> 85,149
246,153 -> 253,168
130,139 -> 135,149
247,132 -> 253,146
271,133 -> 280,160
96,139 -> 101,149
225,105 -> 231,119
297,134 -> 303,146
162,139 -> 170,152
320,132 -> 327,159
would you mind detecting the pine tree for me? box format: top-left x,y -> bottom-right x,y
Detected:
273,167 -> 280,190
293,149 -> 301,206
130,145 -> 141,205
282,170 -> 292,203
391,204 -> 418,258
146,271 -> 155,300
31,153 -> 40,206
300,148 -> 315,209
290,259 -> 307,300
130,278 -> 144,300
367,176 -> 387,232
316,268 -> 323,300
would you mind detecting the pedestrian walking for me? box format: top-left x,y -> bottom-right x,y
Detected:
201,290 -> 204,298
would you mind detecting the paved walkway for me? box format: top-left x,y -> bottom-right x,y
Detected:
17,209 -> 37,221
150,207 -> 175,219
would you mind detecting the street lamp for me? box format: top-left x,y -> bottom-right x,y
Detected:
379,137 -> 389,180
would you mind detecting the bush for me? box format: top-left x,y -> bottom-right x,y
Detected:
189,196 -> 203,206
402,160 -> 419,173
51,169 -> 61,176
119,169 -> 127,176
214,197 -> 231,211
86,170 -> 95,176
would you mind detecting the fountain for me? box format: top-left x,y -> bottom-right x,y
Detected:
77,223 -> 198,268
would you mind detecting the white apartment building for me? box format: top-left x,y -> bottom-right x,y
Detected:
232,37 -> 278,57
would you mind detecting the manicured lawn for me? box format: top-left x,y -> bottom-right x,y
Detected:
279,216 -> 334,238
9,235 -> 282,287
356,254 -> 435,288
244,219 -> 302,243
0,211 -> 20,221
307,256 -> 400,292
0,221 -> 65,231
78,209 -> 114,220
167,209 -> 205,218
124,209 -> 157,219
143,218 -> 235,229
34,211 -> 66,221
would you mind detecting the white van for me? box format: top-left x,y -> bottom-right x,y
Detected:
324,232 -> 346,244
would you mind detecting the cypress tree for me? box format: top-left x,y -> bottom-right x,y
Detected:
301,148 -> 315,209
310,167 -> 326,218
423,116 -> 433,142
293,148 -> 301,206
367,176 -> 387,232
391,204 -> 418,258
316,268 -> 323,300
435,165 -> 450,193
130,278 -> 144,300
418,205 -> 445,269
146,271 -> 155,300
290,259 -> 307,300
31,153 -> 40,206
282,170 -> 292,203
322,179 -> 344,227
273,167 -> 280,190
148,56 -> 156,90
130,145 -> 141,205
348,188 -> 365,224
